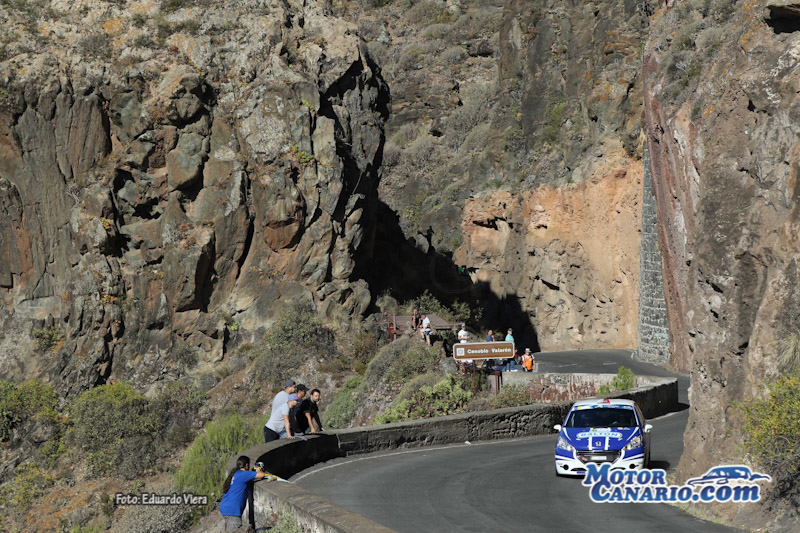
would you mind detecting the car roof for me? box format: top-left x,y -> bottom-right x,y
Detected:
570,398 -> 637,409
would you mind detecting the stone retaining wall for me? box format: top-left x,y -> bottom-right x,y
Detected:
636,143 -> 671,364
232,376 -> 678,532
503,372 -> 666,403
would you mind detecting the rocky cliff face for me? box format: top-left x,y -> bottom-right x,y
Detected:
644,0 -> 800,525
454,0 -> 649,349
0,0 -> 387,396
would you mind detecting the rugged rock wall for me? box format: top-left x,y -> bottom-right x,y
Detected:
0,0 -> 387,396
459,158 -> 643,350
455,0 -> 649,350
644,0 -> 800,524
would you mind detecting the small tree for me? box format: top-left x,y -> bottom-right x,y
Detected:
598,367 -> 636,395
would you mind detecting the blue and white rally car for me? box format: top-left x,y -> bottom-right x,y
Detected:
554,398 -> 652,477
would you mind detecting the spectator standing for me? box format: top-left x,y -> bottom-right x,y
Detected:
421,314 -> 432,345
485,329 -> 495,342
504,329 -> 516,371
265,393 -> 299,442
411,308 -> 421,331
292,384 -> 316,434
522,348 -> 535,372
458,324 -> 469,343
219,455 -> 267,531
264,379 -> 296,442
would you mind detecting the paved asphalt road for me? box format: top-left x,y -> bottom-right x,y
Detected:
293,350 -> 735,532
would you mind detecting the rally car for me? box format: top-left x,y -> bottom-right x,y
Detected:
554,398 -> 652,477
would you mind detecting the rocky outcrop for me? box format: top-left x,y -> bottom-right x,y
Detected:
452,0 -> 649,349
644,0 -> 800,525
0,0 -> 387,396
459,152 -> 642,350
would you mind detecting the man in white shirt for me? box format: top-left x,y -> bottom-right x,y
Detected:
265,379 -> 296,442
457,324 -> 469,343
264,393 -> 299,441
421,314 -> 432,345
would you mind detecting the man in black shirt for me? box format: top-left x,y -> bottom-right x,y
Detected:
308,388 -> 323,432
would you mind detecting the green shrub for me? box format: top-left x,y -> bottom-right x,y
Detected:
270,506 -> 303,533
404,0 -> 447,26
490,384 -> 529,409
404,289 -> 472,322
175,413 -> 262,510
598,367 -> 636,395
32,326 -> 64,353
542,97 -> 569,145
160,0 -> 192,13
69,383 -> 158,478
365,337 -> 440,388
444,81 -> 496,149
0,379 -> 58,441
0,462 -> 55,510
132,13 -> 148,27
264,303 -> 334,352
375,375 -> 473,424
324,376 -> 365,429
252,303 -> 336,387
739,375 -> 800,502
171,338 -> 198,368
78,31 -> 112,59
149,382 -> 205,449
397,373 -> 442,401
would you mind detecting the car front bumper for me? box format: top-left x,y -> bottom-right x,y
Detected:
555,450 -> 646,477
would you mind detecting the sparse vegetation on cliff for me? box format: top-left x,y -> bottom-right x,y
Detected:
69,382 -> 204,479
739,374 -> 800,506
175,413 -> 262,513
251,303 -> 337,389
324,376 -> 366,429
375,374 -> 473,424
0,379 -> 58,441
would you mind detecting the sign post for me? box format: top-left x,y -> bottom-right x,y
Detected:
452,341 -> 515,361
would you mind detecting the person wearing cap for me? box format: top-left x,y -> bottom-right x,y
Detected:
290,384 -> 312,434
522,348 -> 535,372
264,379 -> 296,442
457,324 -> 469,343
264,393 -> 299,442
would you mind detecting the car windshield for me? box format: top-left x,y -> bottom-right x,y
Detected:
565,407 -> 638,428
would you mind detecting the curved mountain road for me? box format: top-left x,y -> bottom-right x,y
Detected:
292,350 -> 734,532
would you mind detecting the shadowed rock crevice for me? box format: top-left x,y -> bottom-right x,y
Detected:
765,3 -> 800,33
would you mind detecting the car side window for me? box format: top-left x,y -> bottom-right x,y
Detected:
634,405 -> 645,427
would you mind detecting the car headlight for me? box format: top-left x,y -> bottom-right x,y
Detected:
623,434 -> 643,451
557,436 -> 575,452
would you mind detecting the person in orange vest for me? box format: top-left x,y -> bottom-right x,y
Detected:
522,348 -> 535,372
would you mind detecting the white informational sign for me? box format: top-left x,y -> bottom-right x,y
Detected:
452,342 -> 515,361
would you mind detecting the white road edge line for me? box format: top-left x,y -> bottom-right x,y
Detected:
291,438 -> 525,483
652,411 -> 678,420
